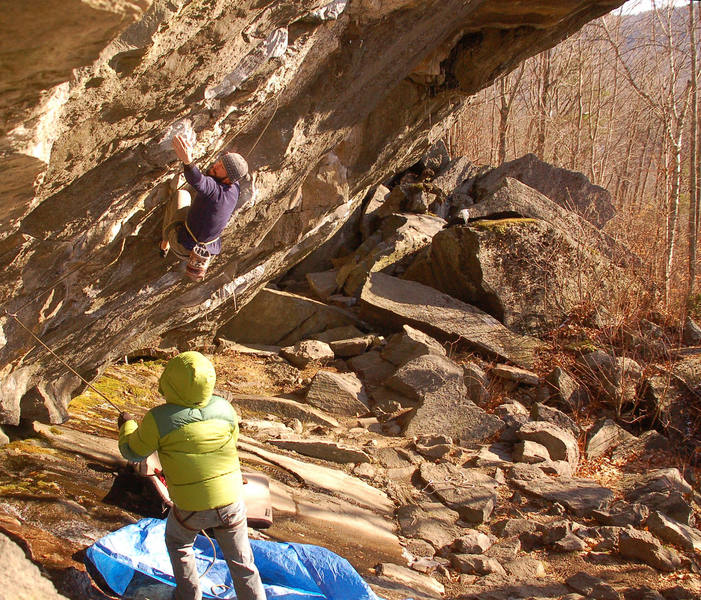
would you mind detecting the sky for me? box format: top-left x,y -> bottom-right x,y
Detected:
616,0 -> 693,14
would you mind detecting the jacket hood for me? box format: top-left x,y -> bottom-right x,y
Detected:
158,351 -> 216,408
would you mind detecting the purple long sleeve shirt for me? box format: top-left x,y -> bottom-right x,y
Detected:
176,163 -> 240,255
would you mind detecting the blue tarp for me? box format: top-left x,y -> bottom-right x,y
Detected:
86,518 -> 383,600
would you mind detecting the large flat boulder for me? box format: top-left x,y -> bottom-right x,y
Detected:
0,532 -> 70,600
360,272 -> 543,369
511,476 -> 614,517
269,438 -> 371,464
227,393 -> 339,428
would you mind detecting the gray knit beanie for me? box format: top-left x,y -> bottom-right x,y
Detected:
220,152 -> 248,183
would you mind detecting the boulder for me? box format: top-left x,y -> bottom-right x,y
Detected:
281,340 -> 335,368
517,421 -> 579,468
375,563 -> 444,598
513,440 -> 550,464
405,213 -> 635,335
683,316 -> 701,345
577,350 -> 642,413
491,518 -> 539,541
414,434 -> 453,460
646,511 -> 701,552
484,538 -> 521,562
494,400 -> 530,441
450,554 -> 506,576
530,403 -> 580,439
543,367 -> 588,410
329,336 -> 374,358
312,325 -> 366,344
463,362 -> 490,405
339,213 -> 446,296
610,430 -> 669,463
642,355 -> 701,442
419,462 -> 499,523
388,354 -> 504,442
227,393 -> 339,428
431,156 -> 483,198
451,531 -> 495,554
305,370 -> 369,416
618,529 -> 682,572
218,289 -> 363,346
510,476 -> 614,517
397,503 -> 462,550
502,557 -> 546,580
566,572 -> 621,600
306,270 -> 339,300
380,325 -> 446,367
624,468 -> 694,498
468,443 -> 514,468
347,350 -> 396,388
592,501 -> 649,527
492,364 -> 539,386
585,418 -> 636,460
269,438 -> 371,464
473,154 -> 616,229
640,375 -> 688,437
360,272 -> 544,369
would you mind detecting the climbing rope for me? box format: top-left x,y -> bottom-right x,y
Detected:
3,309 -> 122,412
245,96 -> 279,156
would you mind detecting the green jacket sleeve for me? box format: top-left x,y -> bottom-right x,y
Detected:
118,411 -> 160,461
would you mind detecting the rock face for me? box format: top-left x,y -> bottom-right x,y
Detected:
0,532 -> 70,600
0,1 -> 628,423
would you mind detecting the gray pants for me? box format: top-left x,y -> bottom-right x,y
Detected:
165,501 -> 266,600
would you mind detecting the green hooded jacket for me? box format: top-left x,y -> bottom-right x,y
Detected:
118,351 -> 242,511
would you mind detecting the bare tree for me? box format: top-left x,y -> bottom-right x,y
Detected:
689,0 -> 699,298
497,65 -> 525,164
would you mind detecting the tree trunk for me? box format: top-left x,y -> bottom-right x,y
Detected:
689,0 -> 699,297
536,49 -> 551,160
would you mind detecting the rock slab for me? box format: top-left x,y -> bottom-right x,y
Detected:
360,272 -> 543,369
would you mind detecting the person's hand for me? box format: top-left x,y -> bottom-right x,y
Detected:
172,134 -> 193,165
118,411 -> 136,428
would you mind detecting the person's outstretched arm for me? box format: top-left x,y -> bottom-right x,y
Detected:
118,411 -> 159,462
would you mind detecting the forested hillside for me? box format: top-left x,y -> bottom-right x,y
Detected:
451,2 -> 701,314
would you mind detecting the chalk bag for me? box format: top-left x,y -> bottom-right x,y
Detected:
185,244 -> 211,282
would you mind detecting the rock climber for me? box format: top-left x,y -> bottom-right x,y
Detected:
118,351 -> 265,600
160,134 -> 249,263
